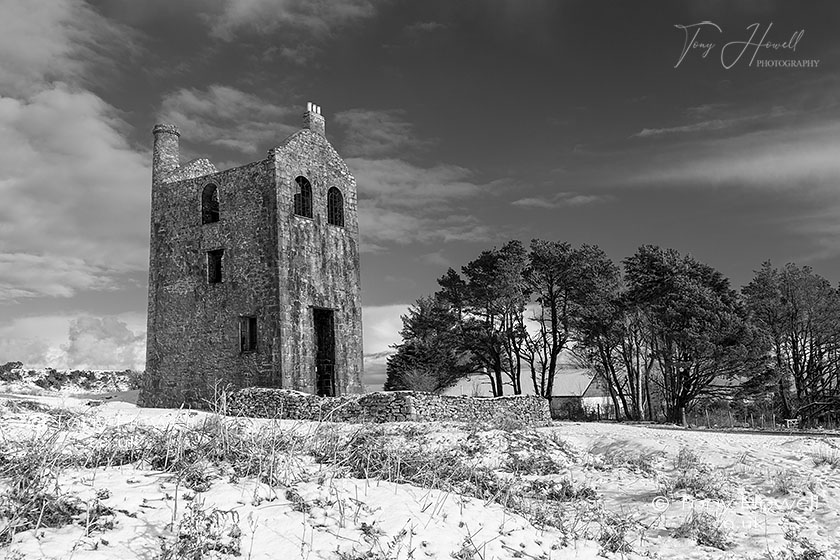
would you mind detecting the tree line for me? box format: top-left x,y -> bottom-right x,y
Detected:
385,240 -> 840,426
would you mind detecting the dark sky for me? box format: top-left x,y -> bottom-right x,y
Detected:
2,0 -> 840,386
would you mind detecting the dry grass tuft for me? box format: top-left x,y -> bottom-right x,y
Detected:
0,430 -> 113,544
812,446 -> 840,469
672,510 -> 731,550
158,496 -> 241,559
596,507 -> 640,555
662,446 -> 732,501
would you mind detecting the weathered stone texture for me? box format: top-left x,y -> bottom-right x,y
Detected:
273,130 -> 363,395
140,107 -> 363,408
226,389 -> 552,426
152,124 -> 180,177
165,158 -> 218,183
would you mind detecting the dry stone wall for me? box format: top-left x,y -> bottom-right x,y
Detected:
225,388 -> 551,426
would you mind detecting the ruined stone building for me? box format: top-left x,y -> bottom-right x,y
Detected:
139,103 -> 364,408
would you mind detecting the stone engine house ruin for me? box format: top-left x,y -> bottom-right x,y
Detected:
139,103 -> 364,408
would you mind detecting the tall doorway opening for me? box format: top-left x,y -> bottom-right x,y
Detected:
313,308 -> 336,396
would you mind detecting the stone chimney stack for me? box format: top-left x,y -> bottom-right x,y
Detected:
152,123 -> 180,181
303,102 -> 325,136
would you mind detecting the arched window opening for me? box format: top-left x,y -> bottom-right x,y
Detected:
202,184 -> 220,224
293,176 -> 313,218
327,187 -> 344,227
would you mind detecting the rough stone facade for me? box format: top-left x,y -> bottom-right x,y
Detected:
140,104 -> 364,408
225,388 -> 552,426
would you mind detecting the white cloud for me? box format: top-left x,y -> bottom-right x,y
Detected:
358,203 -> 493,249
0,316 -> 67,367
620,116 -> 840,260
0,0 -> 134,96
159,85 -> 297,157
206,0 -> 377,41
0,85 -> 150,298
0,254 -> 116,301
348,158 -> 482,206
362,304 -> 407,354
404,21 -> 447,34
511,192 -> 613,209
335,109 -> 427,157
629,120 -> 840,190
347,157 -> 498,248
684,103 -> 728,120
0,0 -> 150,301
633,119 -> 739,138
62,315 -> 146,371
420,250 -> 450,267
0,313 -> 146,370
632,106 -> 792,139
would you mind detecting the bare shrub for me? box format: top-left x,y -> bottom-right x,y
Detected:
662,446 -> 732,501
159,497 -> 241,559
767,526 -> 828,560
595,450 -> 659,476
0,400 -> 80,431
80,415 -> 309,490
675,447 -> 701,471
316,427 -> 507,499
505,451 -> 561,476
526,478 -> 596,502
504,431 -> 574,474
337,526 -> 409,560
773,469 -> 806,496
811,447 -> 840,469
2,400 -> 47,413
596,508 -> 640,555
307,423 -> 598,541
672,510 -> 731,550
485,415 -> 528,432
0,432 -> 84,544
399,369 -> 438,393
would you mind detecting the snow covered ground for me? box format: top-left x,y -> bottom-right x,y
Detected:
1,391 -> 839,559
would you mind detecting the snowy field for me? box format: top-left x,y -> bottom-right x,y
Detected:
1,391 -> 839,559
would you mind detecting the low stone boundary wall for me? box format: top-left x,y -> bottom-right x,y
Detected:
225,388 -> 551,426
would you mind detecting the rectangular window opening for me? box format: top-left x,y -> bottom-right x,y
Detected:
207,249 -> 223,283
240,316 -> 258,353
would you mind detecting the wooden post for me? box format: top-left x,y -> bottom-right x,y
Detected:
705,408 -> 710,428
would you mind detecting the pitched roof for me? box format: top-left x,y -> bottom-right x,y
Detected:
552,369 -> 597,397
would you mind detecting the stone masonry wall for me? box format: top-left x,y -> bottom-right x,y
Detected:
225,388 -> 551,426
141,107 -> 364,408
272,129 -> 363,395
141,159 -> 281,408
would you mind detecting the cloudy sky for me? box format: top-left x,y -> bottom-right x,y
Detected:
2,0 -> 840,388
